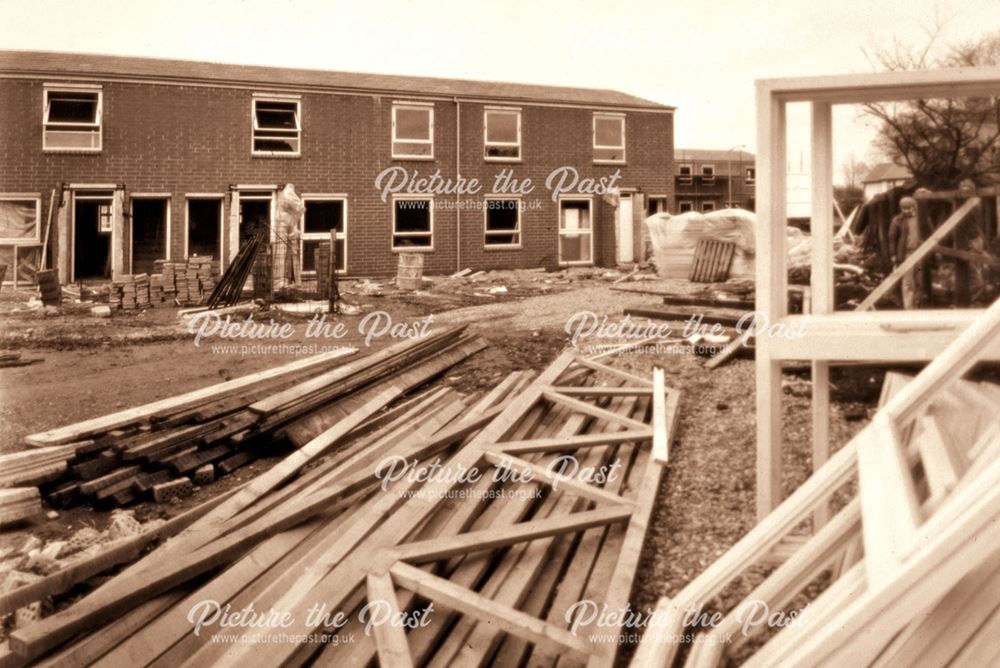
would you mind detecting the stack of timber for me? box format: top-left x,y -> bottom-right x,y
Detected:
16,326 -> 484,510
0,488 -> 42,528
0,346 -> 681,667
630,297 -> 1000,667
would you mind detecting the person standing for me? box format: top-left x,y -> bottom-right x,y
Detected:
888,196 -> 924,308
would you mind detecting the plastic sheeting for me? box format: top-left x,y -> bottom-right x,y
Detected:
644,209 -> 756,279
0,200 -> 38,241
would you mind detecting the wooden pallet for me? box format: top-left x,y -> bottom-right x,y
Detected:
688,239 -> 736,283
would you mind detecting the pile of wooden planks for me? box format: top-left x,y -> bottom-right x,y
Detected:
0,488 -> 42,528
631,297 -> 1000,667
1,346 -> 681,667
15,326 -> 484,511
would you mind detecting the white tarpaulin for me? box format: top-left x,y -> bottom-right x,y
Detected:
644,209 -> 756,279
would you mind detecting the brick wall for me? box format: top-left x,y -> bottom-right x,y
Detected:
0,78 -> 673,276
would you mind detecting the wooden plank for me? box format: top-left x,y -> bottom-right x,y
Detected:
651,368 -> 668,465
755,79 -> 787,522
624,307 -> 742,328
497,429 -> 651,454
573,358 -> 653,387
389,561 -> 592,658
24,347 -> 356,446
366,573 -> 414,668
916,414 -> 967,499
396,505 -> 633,563
483,450 -> 632,506
542,390 -> 649,431
857,198 -> 981,311
858,419 -> 922,587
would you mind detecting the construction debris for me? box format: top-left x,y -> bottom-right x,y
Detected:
631,299 -> 1000,667
0,348 -> 680,667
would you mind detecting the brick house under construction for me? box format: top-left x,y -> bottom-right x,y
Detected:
0,51 -> 675,284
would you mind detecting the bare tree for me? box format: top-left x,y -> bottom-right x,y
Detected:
840,155 -> 870,188
863,29 -> 1000,190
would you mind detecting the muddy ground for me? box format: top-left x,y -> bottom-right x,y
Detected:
0,268 -> 888,659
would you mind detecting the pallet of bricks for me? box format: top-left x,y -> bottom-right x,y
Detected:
0,343 -> 681,667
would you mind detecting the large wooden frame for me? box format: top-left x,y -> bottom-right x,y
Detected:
754,66 -> 1000,520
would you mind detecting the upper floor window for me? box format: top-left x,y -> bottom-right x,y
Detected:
593,113 -> 625,163
252,96 -> 301,156
43,85 -> 102,152
392,103 -> 434,159
484,108 -> 521,161
745,167 -> 756,183
701,165 -> 716,183
678,164 -> 693,185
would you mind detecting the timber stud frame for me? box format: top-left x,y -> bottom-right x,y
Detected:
754,66 -> 1000,522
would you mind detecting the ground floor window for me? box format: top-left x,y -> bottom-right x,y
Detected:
484,197 -> 520,247
0,196 -> 42,286
558,197 -> 592,265
678,200 -> 693,213
186,197 -> 223,265
392,197 -> 433,249
301,197 -> 347,273
702,201 -> 716,213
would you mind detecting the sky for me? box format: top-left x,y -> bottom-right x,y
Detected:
2,0 -> 999,182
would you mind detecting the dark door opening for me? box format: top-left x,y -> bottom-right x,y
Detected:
131,198 -> 168,274
74,198 -> 112,280
239,198 -> 270,248
188,199 -> 222,261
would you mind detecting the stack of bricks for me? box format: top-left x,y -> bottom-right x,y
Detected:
149,273 -> 165,305
135,274 -> 150,308
189,256 -> 214,302
109,257 -> 220,310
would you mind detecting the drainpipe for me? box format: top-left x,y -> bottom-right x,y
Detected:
454,97 -> 462,272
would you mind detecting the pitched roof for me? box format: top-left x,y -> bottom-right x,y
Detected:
862,162 -> 912,183
675,148 -> 756,163
0,50 -> 674,111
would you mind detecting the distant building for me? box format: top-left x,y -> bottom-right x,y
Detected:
862,162 -> 912,201
672,148 -> 756,214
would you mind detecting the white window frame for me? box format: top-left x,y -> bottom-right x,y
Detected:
557,195 -> 594,266
300,195 -> 348,275
392,102 -> 434,160
678,163 -> 693,185
483,196 -> 522,249
391,195 -> 434,251
678,200 -> 694,213
746,167 -> 756,183
43,84 -> 103,152
0,195 -> 42,244
592,113 -> 626,164
484,107 -> 521,162
701,164 -> 716,183
251,94 -> 301,157
702,201 -> 717,212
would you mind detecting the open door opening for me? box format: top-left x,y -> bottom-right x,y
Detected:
131,198 -> 168,274
73,195 -> 112,281
187,198 -> 222,263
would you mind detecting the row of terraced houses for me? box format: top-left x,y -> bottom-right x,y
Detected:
0,51 -> 676,283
